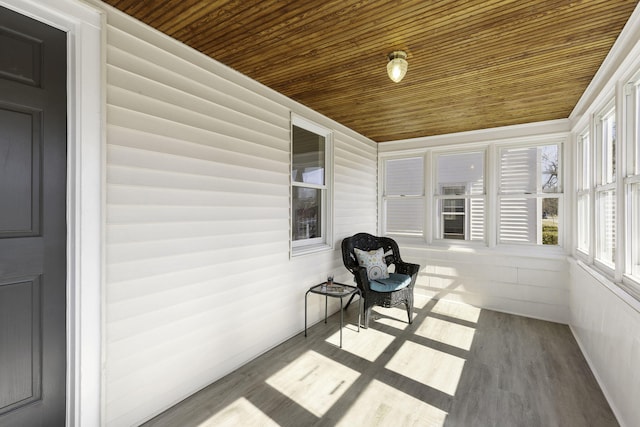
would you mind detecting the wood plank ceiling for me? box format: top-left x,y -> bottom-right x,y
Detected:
102,0 -> 638,142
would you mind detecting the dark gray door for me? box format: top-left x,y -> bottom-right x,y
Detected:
0,6 -> 67,426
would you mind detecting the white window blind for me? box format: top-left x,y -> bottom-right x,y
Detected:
577,131 -> 590,253
500,147 -> 538,194
384,157 -> 424,235
630,183 -> 640,277
595,105 -> 616,266
596,189 -> 616,265
577,193 -> 590,252
601,108 -> 616,184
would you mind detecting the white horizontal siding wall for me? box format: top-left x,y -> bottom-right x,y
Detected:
101,5 -> 376,426
569,261 -> 640,427
403,246 -> 569,323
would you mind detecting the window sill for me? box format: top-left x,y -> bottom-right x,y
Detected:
398,239 -> 569,261
291,242 -> 333,258
622,274 -> 640,302
572,259 -> 640,314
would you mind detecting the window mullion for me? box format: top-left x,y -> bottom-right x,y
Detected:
425,151 -> 433,244
487,144 -> 497,248
292,181 -> 326,190
615,82 -> 626,281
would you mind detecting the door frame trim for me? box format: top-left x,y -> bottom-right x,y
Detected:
0,0 -> 103,425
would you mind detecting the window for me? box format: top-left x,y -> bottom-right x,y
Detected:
291,116 -> 332,255
577,130 -> 590,253
381,139 -> 562,248
435,152 -> 485,241
595,105 -> 616,267
630,181 -> 640,277
627,82 -> 640,281
498,144 -> 562,245
383,157 -> 424,235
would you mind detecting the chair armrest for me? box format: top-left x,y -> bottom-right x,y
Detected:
395,261 -> 420,278
354,266 -> 372,291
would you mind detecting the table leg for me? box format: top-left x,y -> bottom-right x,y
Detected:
304,290 -> 309,337
357,290 -> 361,332
340,296 -> 344,348
324,294 -> 328,323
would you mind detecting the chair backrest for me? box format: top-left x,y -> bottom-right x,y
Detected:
341,232 -> 402,274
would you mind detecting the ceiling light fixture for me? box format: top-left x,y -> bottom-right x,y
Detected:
387,50 -> 408,83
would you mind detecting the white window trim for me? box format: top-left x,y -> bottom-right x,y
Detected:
290,114 -> 333,257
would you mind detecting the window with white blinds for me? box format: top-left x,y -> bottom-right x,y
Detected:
577,130 -> 590,254
435,151 -> 485,241
381,140 -> 563,247
383,157 -> 424,235
596,189 -> 616,265
498,144 -> 562,245
595,105 -> 616,267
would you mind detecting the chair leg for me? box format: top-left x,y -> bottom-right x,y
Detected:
406,300 -> 413,324
344,292 -> 357,310
362,306 -> 372,329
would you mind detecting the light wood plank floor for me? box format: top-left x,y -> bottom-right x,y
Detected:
144,296 -> 618,427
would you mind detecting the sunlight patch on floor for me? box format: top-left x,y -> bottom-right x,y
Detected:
197,397 -> 278,427
370,306 -> 414,330
336,379 -> 447,426
413,294 -> 433,309
415,316 -> 476,351
326,325 -> 395,362
266,350 -> 360,417
431,300 -> 481,323
385,341 -> 465,396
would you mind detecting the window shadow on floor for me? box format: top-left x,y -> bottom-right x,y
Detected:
144,295 -> 618,427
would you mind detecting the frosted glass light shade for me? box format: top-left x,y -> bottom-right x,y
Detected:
387,51 -> 408,83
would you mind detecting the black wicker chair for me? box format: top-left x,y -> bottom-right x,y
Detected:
341,233 -> 420,328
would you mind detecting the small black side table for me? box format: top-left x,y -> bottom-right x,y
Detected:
305,282 -> 361,348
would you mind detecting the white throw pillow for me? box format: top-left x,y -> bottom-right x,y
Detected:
354,247 -> 389,280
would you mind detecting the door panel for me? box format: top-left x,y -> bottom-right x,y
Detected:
0,106 -> 41,237
0,23 -> 42,87
0,277 -> 41,415
0,6 -> 67,426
